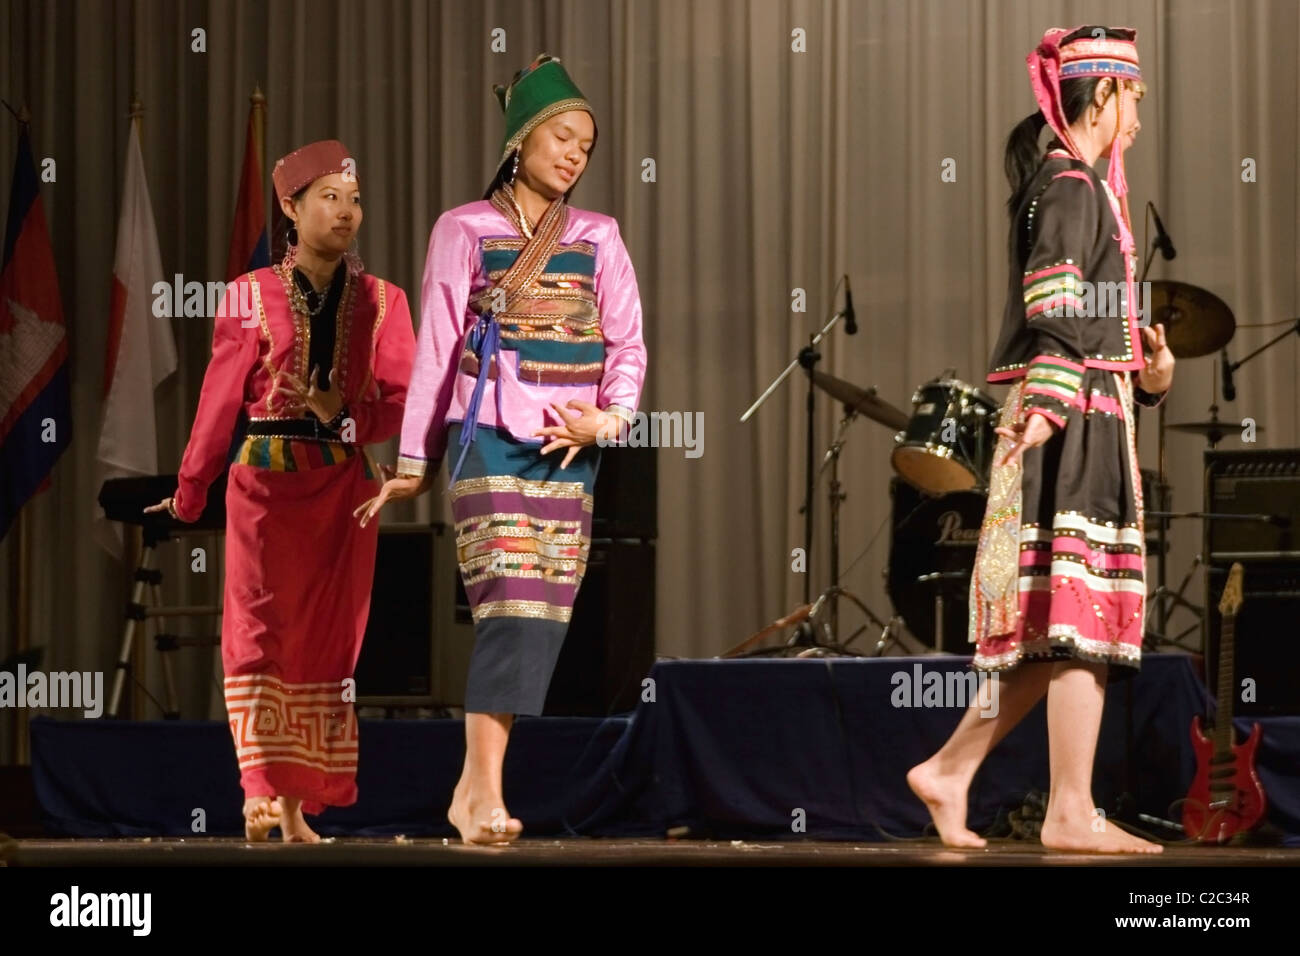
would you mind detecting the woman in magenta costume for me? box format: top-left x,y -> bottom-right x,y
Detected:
907,27 -> 1175,852
148,140 -> 416,842
359,54 -> 647,845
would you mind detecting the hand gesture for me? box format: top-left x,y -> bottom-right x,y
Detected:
143,494 -> 191,522
1137,323 -> 1175,395
532,401 -> 619,469
276,365 -> 344,423
354,464 -> 432,527
996,412 -> 1055,467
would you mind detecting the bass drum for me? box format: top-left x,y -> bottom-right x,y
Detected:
887,478 -> 987,651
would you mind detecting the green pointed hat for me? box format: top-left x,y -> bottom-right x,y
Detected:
493,54 -> 595,171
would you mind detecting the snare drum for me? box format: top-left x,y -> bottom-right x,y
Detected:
891,377 -> 998,495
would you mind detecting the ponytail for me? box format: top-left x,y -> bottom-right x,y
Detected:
1004,111 -> 1047,217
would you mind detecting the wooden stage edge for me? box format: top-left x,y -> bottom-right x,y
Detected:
5,837 -> 1298,867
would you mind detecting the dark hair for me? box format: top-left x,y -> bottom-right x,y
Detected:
270,184 -> 311,262
1004,26 -> 1128,216
481,118 -> 599,201
482,153 -> 517,201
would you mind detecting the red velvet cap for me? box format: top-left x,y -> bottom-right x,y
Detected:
271,139 -> 353,201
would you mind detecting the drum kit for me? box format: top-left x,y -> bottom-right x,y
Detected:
726,274 -> 1270,660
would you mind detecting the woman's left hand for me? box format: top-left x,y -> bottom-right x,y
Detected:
1137,323 -> 1175,395
275,364 -> 344,423
534,401 -> 620,469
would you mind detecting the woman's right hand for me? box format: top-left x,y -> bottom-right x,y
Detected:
143,494 -> 192,522
996,412 -> 1055,467
354,467 -> 434,527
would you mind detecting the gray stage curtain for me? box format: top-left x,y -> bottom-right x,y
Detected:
2,0 -> 1297,758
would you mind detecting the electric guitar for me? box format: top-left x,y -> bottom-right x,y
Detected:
1183,562 -> 1267,843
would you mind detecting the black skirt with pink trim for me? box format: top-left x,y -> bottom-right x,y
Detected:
968,370 -> 1147,672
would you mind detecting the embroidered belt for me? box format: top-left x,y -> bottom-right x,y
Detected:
458,351 -> 604,386
236,435 -> 375,478
247,417 -> 342,440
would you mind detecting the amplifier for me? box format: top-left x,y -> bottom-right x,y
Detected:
359,444 -> 658,711
1203,448 -> 1300,715
1204,448 -> 1300,562
355,522 -> 474,707
544,538 -> 656,716
592,444 -> 657,539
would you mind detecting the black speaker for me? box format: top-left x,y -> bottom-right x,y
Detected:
544,538 -> 657,716
592,444 -> 657,538
1203,449 -> 1300,715
356,523 -> 472,706
361,443 -> 658,712
1206,564 -> 1300,716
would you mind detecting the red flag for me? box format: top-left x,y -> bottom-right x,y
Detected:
226,88 -> 270,280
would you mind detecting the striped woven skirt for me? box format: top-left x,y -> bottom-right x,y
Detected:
447,422 -> 600,715
968,371 -> 1147,672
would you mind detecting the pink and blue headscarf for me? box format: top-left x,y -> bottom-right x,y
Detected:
1026,27 -> 1141,218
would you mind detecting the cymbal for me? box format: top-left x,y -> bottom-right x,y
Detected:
1147,280 -> 1235,358
1167,419 -> 1260,437
809,370 -> 911,430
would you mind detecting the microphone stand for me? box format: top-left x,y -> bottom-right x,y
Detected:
740,282 -> 875,653
1138,229 -> 1173,644
1224,318 -> 1300,391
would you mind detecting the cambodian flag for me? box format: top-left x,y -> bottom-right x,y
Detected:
0,125 -> 70,542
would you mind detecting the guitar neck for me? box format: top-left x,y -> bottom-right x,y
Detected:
1214,614 -> 1236,754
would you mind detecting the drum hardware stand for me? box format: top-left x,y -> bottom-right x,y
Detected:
793,409 -> 899,654
915,570 -> 971,653
871,613 -> 915,656
1140,516 -> 1205,652
868,491 -> 955,657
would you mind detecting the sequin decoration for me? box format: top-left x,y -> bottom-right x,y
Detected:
969,380 -> 1026,640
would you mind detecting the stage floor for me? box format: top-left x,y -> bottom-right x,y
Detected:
7,837 -> 1298,867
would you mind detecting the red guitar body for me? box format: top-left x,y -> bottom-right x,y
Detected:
1182,715 -> 1267,844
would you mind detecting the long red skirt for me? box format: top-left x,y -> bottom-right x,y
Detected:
221,438 -> 379,814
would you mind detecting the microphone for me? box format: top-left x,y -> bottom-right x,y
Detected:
1221,349 -> 1236,402
1150,202 -> 1177,260
843,275 -> 857,334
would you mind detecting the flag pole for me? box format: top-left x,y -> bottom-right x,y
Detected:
251,84 -> 266,171
15,501 -> 31,764
125,92 -> 145,721
13,103 -> 33,764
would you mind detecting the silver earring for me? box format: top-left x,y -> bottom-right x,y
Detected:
511,150 -> 520,184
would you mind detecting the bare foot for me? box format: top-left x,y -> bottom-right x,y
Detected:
448,779 -> 523,846
1040,807 -> 1164,854
907,762 -> 987,848
243,797 -> 282,842
278,796 -> 321,844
